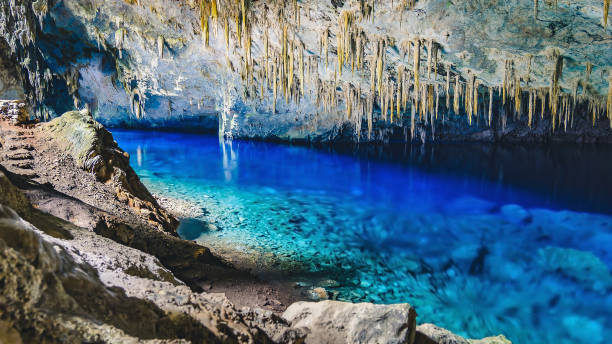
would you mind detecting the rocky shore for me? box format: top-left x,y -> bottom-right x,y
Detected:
0,108 -> 511,343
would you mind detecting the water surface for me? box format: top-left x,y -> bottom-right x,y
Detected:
113,129 -> 612,344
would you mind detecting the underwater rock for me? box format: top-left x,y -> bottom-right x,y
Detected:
282,300 -> 417,344
499,204 -> 530,225
444,197 -> 497,215
562,315 -> 604,344
537,246 -> 612,293
308,287 -> 329,300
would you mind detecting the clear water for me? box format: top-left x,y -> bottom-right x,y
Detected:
112,129 -> 612,344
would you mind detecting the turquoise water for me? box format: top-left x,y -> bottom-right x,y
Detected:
112,129 -> 612,344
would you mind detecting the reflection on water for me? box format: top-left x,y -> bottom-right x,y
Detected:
113,129 -> 612,344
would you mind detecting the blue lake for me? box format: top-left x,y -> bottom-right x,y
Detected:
112,129 -> 612,344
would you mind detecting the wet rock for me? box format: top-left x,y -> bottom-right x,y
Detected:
282,300 -> 417,344
308,287 -> 329,300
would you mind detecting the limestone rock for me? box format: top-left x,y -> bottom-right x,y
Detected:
415,324 -> 512,344
45,110 -> 178,233
282,300 -> 417,344
415,324 -> 470,344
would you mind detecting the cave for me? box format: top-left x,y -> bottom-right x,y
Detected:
1,0 -> 611,343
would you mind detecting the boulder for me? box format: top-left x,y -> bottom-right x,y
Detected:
282,300 -> 417,344
45,110 -> 178,233
415,324 -> 512,344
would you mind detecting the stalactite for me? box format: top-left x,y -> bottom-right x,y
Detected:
115,28 -> 126,58
390,82 -> 395,123
607,76 -> 612,128
411,98 -> 416,139
514,75 -> 522,117
445,66 -> 451,109
488,86 -> 493,126
157,36 -> 164,59
376,40 -> 385,97
426,39 -> 433,81
465,75 -> 473,125
453,75 -> 460,115
473,80 -> 479,123
368,93 -> 373,140
584,61 -> 593,86
396,80 -> 401,120
299,45 -> 304,97
540,89 -> 546,119
604,0 -> 609,28
528,89 -> 534,128
434,84 -> 440,120
534,0 -> 538,19
413,39 -> 421,91
273,57 -> 278,114
345,84 -> 352,119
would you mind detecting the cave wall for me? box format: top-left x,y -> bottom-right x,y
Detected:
0,0 -> 611,142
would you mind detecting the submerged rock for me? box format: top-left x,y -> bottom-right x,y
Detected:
282,300 -> 417,344
537,246 -> 612,293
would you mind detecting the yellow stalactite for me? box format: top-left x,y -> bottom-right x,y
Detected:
445,66 -> 451,109
426,39 -> 433,81
604,0 -> 609,28
413,39 -> 421,91
453,75 -> 460,115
